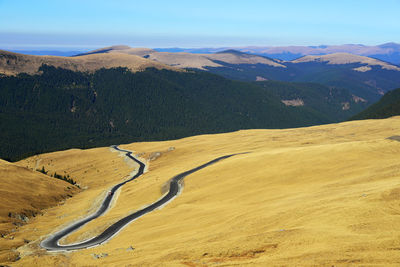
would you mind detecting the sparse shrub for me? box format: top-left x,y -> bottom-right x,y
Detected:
36,166 -> 79,188
37,166 -> 48,175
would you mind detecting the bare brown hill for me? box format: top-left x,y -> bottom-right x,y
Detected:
0,50 -> 177,75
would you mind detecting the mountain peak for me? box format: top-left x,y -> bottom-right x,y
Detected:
216,49 -> 246,55
378,42 -> 400,49
73,45 -> 132,56
107,45 -> 132,50
75,45 -> 157,57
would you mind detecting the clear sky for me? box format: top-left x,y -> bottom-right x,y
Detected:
0,0 -> 399,50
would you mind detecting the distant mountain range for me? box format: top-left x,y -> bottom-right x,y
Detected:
8,43 -> 400,65
76,46 -> 400,103
155,42 -> 400,65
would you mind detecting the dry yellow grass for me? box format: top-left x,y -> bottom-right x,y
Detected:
2,117 -> 400,266
0,160 -> 78,262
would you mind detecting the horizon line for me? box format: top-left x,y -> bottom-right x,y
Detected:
1,41 -> 399,52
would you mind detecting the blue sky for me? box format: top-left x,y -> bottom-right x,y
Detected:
0,0 -> 399,49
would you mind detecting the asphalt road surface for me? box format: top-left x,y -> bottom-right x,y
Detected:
41,146 -> 236,251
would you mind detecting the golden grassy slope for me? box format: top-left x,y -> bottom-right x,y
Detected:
0,50 -> 177,75
4,117 -> 400,266
0,160 -> 78,262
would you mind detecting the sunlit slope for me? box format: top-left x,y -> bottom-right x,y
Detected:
11,117 -> 400,266
0,160 -> 78,262
0,146 -> 137,265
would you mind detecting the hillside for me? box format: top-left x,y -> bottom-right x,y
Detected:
258,80 -> 368,121
0,49 -> 175,75
1,65 -> 345,161
0,160 -> 78,262
351,88 -> 400,120
3,116 -> 400,266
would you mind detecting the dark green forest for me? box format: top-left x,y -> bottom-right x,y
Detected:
0,65 -> 367,161
206,59 -> 400,102
350,88 -> 400,120
257,80 -> 367,121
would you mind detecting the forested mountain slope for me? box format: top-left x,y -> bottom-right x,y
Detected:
0,66 -> 344,161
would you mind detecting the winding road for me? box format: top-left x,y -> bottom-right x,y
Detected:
41,145 -> 236,251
